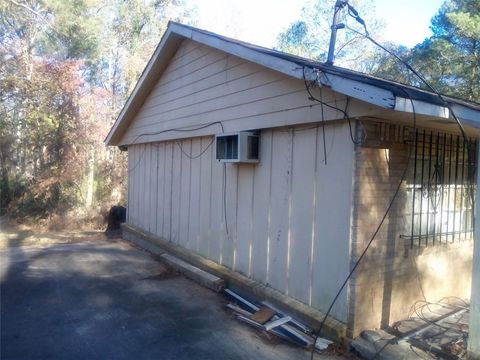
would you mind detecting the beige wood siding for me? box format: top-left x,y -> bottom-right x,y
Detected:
126,122 -> 355,322
118,40 -> 377,145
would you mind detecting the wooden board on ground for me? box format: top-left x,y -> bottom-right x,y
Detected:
250,307 -> 276,324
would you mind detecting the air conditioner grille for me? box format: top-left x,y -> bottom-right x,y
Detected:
215,131 -> 259,163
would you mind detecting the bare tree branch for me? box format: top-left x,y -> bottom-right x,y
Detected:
7,0 -> 43,17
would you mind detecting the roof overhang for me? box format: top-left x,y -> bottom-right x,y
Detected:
105,22 -> 480,146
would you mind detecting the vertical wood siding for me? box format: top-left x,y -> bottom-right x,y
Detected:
127,122 -> 354,322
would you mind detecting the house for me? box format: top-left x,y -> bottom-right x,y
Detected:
106,22 -> 480,343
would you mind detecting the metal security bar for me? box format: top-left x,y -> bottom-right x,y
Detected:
404,130 -> 477,248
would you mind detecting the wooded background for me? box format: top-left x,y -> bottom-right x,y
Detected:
0,0 -> 478,229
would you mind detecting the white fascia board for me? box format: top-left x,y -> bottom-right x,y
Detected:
450,104 -> 480,130
395,96 -> 449,118
170,23 -> 308,80
396,97 -> 480,130
106,22 -> 479,146
318,72 -> 395,109
173,24 -> 397,110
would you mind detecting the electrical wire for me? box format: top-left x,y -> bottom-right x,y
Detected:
345,7 -> 474,218
130,121 -> 225,145
125,117 -> 235,250
310,145 -> 411,359
343,18 -> 467,142
223,163 -> 230,240
308,56 -> 419,360
307,4 -> 472,358
176,137 -> 215,159
319,86 -> 328,165
127,121 -> 224,173
302,66 -> 364,146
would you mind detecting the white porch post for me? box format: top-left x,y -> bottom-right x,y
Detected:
469,144 -> 480,359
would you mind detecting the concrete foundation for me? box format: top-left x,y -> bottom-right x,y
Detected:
160,253 -> 225,292
121,223 -> 349,343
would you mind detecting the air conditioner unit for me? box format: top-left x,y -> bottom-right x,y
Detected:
215,131 -> 259,163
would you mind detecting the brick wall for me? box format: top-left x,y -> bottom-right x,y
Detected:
348,121 -> 473,337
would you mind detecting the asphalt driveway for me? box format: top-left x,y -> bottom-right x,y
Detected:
0,235 -> 344,360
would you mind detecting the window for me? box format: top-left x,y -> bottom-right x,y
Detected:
403,130 -> 477,247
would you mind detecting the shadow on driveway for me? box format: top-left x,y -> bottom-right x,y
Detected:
0,236 -> 344,359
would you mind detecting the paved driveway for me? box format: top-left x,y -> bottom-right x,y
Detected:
0,237 -> 343,360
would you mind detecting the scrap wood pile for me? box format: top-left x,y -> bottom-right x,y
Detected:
224,289 -> 333,352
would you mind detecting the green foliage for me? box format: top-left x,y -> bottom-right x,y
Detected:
276,0 -> 478,102
275,0 -> 384,71
39,0 -> 103,59
370,0 -> 479,102
0,0 -> 194,226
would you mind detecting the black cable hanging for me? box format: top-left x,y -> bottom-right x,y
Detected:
309,2 -> 470,357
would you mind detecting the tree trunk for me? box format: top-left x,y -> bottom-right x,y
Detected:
85,147 -> 95,208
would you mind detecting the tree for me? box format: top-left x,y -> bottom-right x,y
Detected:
370,0 -> 479,102
38,0 -> 103,60
0,0 -> 196,226
275,0 -> 384,71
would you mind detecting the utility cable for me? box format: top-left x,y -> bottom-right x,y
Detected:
302,66 -> 364,146
319,86 -> 328,165
307,66 -> 419,360
176,137 -> 215,159
308,4 -> 472,359
343,11 -> 467,141
127,121 -> 224,173
307,8 -> 470,358
310,146 -> 411,359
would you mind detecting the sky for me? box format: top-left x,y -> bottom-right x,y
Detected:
186,0 -> 446,48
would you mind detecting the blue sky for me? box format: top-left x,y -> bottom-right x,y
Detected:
374,0 -> 445,46
187,0 -> 446,48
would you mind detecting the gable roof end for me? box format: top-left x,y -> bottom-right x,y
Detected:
105,22 -> 480,146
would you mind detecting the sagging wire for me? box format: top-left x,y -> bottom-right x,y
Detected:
309,4 -> 472,359
127,119 -> 232,251
345,3 -> 474,210
309,70 -> 419,360
409,300 -> 467,336
302,66 -> 366,147
310,147 -> 412,359
299,67 -> 328,164
176,137 -> 215,159
344,10 -> 468,142
308,3 -> 472,357
126,115 -> 235,252
319,87 -> 328,165
127,121 -> 224,173
346,0 -> 476,233
223,162 -> 230,242
394,298 -> 469,358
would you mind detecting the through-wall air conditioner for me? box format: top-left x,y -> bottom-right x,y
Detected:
215,131 -> 259,163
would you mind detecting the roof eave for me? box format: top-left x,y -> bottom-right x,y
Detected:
105,22 -> 480,146
105,25 -> 184,145
395,96 -> 480,131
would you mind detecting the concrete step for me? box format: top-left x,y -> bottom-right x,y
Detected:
351,329 -> 435,360
160,253 -> 225,292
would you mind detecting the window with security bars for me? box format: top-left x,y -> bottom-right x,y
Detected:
402,130 -> 477,248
